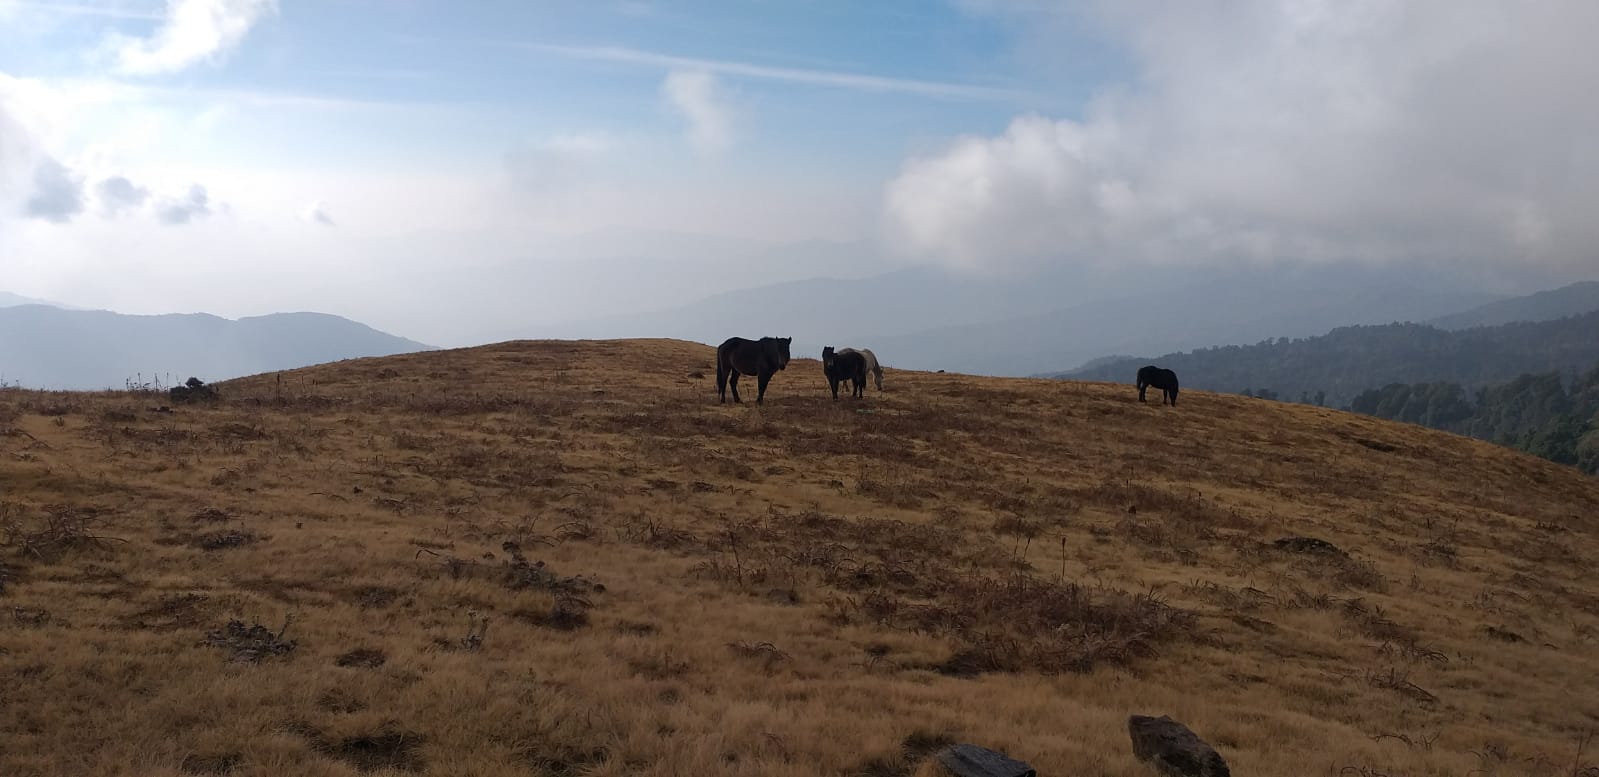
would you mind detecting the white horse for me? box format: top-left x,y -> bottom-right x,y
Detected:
836,347 -> 883,391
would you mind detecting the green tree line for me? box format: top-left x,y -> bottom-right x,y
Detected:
1348,366 -> 1599,474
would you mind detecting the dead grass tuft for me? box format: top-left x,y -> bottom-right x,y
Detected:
179,752 -> 242,775
315,728 -> 425,773
193,529 -> 259,551
335,648 -> 387,668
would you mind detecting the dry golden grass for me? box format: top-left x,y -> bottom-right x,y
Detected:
2,338 -> 1598,777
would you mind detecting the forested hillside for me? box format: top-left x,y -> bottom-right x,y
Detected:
1060,311 -> 1599,408
1350,366 -> 1599,474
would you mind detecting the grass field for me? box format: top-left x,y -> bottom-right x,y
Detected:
3,338 -> 1598,776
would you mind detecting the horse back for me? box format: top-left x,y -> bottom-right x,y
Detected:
834,351 -> 867,378
839,347 -> 879,371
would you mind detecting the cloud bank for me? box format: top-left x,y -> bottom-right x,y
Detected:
96,176 -> 151,217
885,1 -> 1599,272
110,0 -> 278,75
156,184 -> 211,224
24,156 -> 84,222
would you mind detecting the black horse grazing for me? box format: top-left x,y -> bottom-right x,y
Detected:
821,346 -> 867,400
1136,365 -> 1180,406
716,336 -> 792,405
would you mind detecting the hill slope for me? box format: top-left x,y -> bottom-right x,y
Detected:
0,305 -> 434,389
1428,280 -> 1599,330
1060,311 -> 1599,408
2,340 -> 1597,776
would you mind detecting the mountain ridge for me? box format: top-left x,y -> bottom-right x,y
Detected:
1057,310 -> 1599,407
0,304 -> 434,389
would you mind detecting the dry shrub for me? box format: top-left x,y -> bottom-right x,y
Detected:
514,594 -> 593,631
202,617 -> 297,663
2,505 -> 125,562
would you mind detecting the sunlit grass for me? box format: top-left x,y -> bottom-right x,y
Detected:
2,338 -> 1597,776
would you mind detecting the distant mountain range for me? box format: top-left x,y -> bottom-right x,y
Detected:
0,291 -> 76,309
1059,300 -> 1599,408
1427,281 -> 1599,330
0,304 -> 433,390
532,263 -> 1519,377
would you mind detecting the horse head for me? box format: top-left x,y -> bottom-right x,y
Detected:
776,337 -> 792,369
822,346 -> 835,369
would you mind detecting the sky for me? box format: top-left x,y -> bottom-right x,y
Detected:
2,0 -> 1598,346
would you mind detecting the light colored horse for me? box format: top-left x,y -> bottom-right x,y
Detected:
836,347 -> 883,391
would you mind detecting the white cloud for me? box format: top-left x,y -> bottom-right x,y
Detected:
156,183 -> 211,224
886,1 -> 1599,272
95,175 -> 150,216
109,0 -> 278,76
302,199 -> 334,226
661,70 -> 735,153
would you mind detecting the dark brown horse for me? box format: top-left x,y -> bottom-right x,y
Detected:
1136,365 -> 1179,406
716,336 -> 792,404
822,346 -> 867,400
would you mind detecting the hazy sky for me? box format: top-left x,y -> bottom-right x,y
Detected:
2,1 -> 1597,345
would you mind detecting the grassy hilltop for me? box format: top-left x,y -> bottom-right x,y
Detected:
2,339 -> 1597,776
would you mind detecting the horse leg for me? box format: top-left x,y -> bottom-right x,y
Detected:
729,372 -> 742,403
830,375 -> 839,400
757,370 -> 772,405
716,359 -> 728,403
1138,382 -> 1147,402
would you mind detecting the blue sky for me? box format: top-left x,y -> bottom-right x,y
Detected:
0,1 -> 1106,173
2,1 -> 1597,345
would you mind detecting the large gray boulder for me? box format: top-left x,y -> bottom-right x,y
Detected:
916,743 -> 1037,777
1128,715 -> 1230,776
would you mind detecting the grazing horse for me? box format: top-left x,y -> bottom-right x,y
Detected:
1136,365 -> 1180,406
836,347 -> 883,391
716,336 -> 792,405
821,346 -> 867,400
